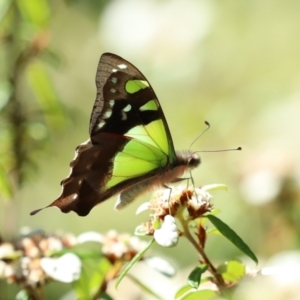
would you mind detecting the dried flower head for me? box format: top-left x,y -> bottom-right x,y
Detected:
101,230 -> 148,263
135,185 -> 214,246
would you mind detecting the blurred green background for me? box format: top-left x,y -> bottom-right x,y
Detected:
1,0 -> 300,298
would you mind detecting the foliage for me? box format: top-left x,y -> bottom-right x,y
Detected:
0,0 -> 66,199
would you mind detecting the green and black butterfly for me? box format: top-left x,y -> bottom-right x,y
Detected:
31,53 -> 200,216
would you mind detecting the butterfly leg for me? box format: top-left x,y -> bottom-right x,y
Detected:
188,170 -> 199,200
171,173 -> 198,201
171,177 -> 190,188
162,184 -> 173,215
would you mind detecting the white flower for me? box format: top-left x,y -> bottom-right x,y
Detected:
41,253 -> 81,283
154,215 -> 179,248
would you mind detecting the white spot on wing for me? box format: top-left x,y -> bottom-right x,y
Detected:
123,104 -> 131,112
121,111 -> 127,121
118,64 -> 127,69
97,120 -> 105,128
109,100 -> 115,106
110,88 -> 116,93
103,109 -> 112,119
111,77 -> 117,84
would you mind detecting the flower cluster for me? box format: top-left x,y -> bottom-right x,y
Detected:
135,185 -> 214,247
0,230 -> 76,288
0,229 -> 150,291
98,230 -> 148,264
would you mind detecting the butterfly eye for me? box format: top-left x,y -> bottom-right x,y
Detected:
188,153 -> 201,169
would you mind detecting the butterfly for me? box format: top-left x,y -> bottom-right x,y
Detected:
30,53 -> 200,216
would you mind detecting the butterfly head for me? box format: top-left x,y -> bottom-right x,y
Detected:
188,152 -> 201,169
176,151 -> 200,170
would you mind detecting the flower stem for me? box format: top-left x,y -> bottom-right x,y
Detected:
179,218 -> 225,287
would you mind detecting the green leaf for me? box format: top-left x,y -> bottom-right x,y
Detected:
0,81 -> 12,112
217,260 -> 246,283
0,0 -> 11,25
198,209 -> 220,226
72,268 -> 90,299
88,258 -> 111,296
153,218 -> 161,230
206,214 -> 258,264
47,244 -> 104,259
187,264 -> 209,289
16,0 -> 50,27
134,224 -> 149,236
15,290 -> 30,300
175,285 -> 194,299
0,163 -> 13,199
182,289 -> 219,300
127,273 -> 163,300
98,293 -> 113,300
202,184 -> 227,192
206,228 -> 220,235
115,238 -> 155,288
72,256 -> 111,299
26,61 -> 66,131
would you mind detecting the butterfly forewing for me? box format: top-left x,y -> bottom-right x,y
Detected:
90,53 -> 176,160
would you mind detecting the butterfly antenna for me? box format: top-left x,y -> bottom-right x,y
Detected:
188,121 -> 210,153
194,147 -> 242,154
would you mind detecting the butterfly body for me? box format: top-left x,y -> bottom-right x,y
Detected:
30,53 -> 200,216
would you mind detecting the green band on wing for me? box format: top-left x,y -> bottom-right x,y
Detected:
106,139 -> 167,188
125,120 -> 169,155
125,80 -> 149,94
139,100 -> 159,111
